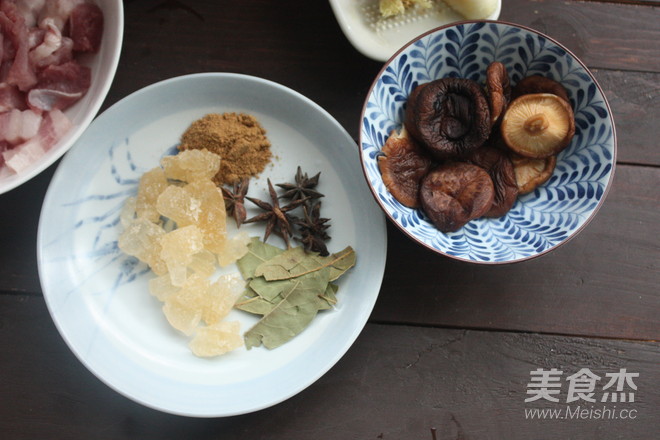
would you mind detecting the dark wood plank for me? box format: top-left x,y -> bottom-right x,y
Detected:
592,69 -> 660,166
0,295 -> 660,440
0,163 -> 57,294
499,0 -> 660,73
590,1 -> 660,5
1,294 -> 658,440
371,164 -> 660,341
108,0 -> 383,133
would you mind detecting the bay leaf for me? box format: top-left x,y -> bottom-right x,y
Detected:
254,246 -> 356,282
317,283 -> 338,310
235,293 -> 283,315
244,268 -> 331,350
236,237 -> 284,280
238,279 -> 338,315
327,248 -> 357,282
236,284 -> 259,302
248,276 -> 296,302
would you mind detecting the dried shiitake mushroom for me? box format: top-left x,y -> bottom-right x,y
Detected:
377,70 -> 577,234
378,126 -> 433,208
501,93 -> 575,159
511,75 -> 570,103
485,61 -> 511,127
510,153 -> 557,195
406,81 -> 428,110
419,162 -> 494,232
466,146 -> 518,217
405,78 -> 491,160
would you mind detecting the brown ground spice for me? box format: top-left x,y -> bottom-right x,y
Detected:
178,112 -> 272,185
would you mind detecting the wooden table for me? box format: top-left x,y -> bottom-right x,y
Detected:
1,1 -> 658,438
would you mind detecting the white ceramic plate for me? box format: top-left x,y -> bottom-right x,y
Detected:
37,73 -> 387,417
329,0 -> 501,61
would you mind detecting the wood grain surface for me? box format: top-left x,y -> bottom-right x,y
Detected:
372,164 -> 659,340
501,0 -> 660,72
593,69 -> 660,166
1,295 -> 658,440
0,0 -> 657,438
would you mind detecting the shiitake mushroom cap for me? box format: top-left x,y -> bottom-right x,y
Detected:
501,93 -> 575,159
419,162 -> 495,232
510,153 -> 558,195
379,73 -> 573,233
511,75 -> 571,103
405,78 -> 491,160
378,126 -> 433,208
485,61 -> 511,127
466,146 -> 518,217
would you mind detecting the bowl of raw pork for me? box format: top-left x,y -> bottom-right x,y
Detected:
0,0 -> 123,194
359,21 -> 616,263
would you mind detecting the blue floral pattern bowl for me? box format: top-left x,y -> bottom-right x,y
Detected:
359,21 -> 616,263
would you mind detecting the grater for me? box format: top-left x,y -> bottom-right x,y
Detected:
329,0 -> 502,62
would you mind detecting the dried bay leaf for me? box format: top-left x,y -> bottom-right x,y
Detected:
236,276 -> 300,315
235,294 -> 282,315
235,238 -> 356,350
234,286 -> 263,314
244,268 -> 331,350
248,276 -> 294,302
237,282 -> 338,315
317,283 -> 338,310
254,246 -> 356,281
236,237 -> 284,280
327,248 -> 357,282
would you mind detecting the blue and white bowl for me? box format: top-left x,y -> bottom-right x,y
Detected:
359,21 -> 616,263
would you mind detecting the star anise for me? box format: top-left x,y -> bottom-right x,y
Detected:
221,177 -> 250,228
245,179 -> 308,248
294,201 -> 331,256
276,166 -> 324,203
298,233 -> 329,257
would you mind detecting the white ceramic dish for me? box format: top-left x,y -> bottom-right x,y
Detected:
37,73 -> 387,417
329,0 -> 501,61
0,0 -> 124,194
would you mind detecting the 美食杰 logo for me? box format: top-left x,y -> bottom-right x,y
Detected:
523,368 -> 640,420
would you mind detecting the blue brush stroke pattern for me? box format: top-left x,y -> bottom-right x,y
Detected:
49,140 -> 180,310
361,22 -> 615,262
